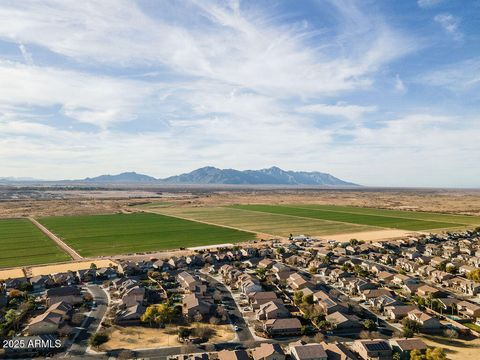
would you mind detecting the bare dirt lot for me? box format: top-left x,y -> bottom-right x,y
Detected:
421,335 -> 480,360
100,324 -> 235,351
320,229 -> 416,242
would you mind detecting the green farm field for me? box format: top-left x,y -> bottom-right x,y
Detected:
38,213 -> 254,257
0,219 -> 70,268
149,206 -> 379,237
230,204 -> 480,231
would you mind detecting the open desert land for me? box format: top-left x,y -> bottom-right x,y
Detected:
0,218 -> 70,268
37,212 -> 255,258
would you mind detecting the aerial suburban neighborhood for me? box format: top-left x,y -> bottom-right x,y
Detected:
2,226 -> 480,359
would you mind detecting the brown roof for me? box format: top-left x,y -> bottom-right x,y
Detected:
218,350 -> 249,360
264,317 -> 302,330
251,343 -> 284,360
321,342 -> 357,360
291,343 -> 327,360
390,338 -> 427,351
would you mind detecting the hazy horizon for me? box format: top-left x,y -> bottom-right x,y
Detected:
0,1 -> 479,187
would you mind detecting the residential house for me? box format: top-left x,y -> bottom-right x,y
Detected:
352,339 -> 392,360
251,343 -> 285,360
218,350 -> 250,360
115,304 -> 146,325
384,305 -> 418,321
321,342 -> 358,360
28,302 -> 72,335
249,292 -> 278,310
326,312 -> 362,332
263,318 -> 302,337
46,286 -> 82,306
288,273 -> 311,291
407,310 -> 442,331
457,301 -> 480,319
182,293 -> 212,319
256,300 -> 290,320
389,338 -> 427,360
289,342 -> 328,360
29,275 -> 54,292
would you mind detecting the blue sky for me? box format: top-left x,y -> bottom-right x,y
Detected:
0,0 -> 479,187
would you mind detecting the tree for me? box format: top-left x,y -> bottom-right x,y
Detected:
141,304 -> 175,326
426,347 -> 446,360
256,267 -> 267,279
178,327 -> 191,340
302,294 -> 314,305
8,289 -> 22,298
5,309 -> 21,330
318,320 -> 335,331
293,291 -> 303,305
446,265 -> 458,274
467,269 -> 480,282
410,349 -> 425,360
402,317 -> 420,338
363,319 -> 376,331
276,247 -> 286,255
392,352 -> 401,360
89,331 -> 109,347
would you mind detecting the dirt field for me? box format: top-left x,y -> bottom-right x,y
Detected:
100,324 -> 235,351
0,268 -> 25,280
30,259 -> 120,276
421,335 -> 480,360
2,188 -> 480,218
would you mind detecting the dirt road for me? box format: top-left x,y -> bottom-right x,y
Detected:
28,217 -> 83,260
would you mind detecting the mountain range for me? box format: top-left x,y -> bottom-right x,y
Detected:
81,166 -> 359,186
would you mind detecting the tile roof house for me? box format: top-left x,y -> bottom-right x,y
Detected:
289,342 -> 328,360
28,301 -> 72,335
177,271 -> 202,292
248,291 -> 278,310
288,273 -> 312,291
251,343 -> 285,360
263,318 -> 302,337
115,303 -> 146,324
457,301 -> 480,319
407,310 -> 442,330
325,311 -> 362,332
389,338 -> 427,360
384,305 -> 419,321
46,286 -> 82,306
320,341 -> 358,360
352,339 -> 392,360
182,293 -> 212,319
256,299 -> 290,320
218,349 -> 250,360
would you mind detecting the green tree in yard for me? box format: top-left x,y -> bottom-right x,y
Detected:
402,317 -> 420,338
302,294 -> 314,305
141,304 -> 175,326
276,247 -> 285,255
294,291 -> 303,305
256,267 -> 267,280
363,319 -> 376,331
89,331 -> 109,347
410,349 -> 425,360
5,309 -> 21,330
426,347 -> 446,360
467,269 -> 480,282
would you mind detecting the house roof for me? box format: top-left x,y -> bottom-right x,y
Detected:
390,338 -> 427,351
251,343 -> 284,360
46,286 -> 81,297
218,350 -> 249,360
264,317 -> 302,330
291,343 -> 327,360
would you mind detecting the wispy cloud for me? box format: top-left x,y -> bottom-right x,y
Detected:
434,13 -> 463,41
417,0 -> 444,9
394,74 -> 407,93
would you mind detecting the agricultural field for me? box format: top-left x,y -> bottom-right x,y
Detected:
148,206 -> 381,237
230,204 -> 480,231
38,213 -> 254,257
149,203 -> 480,238
0,218 -> 70,268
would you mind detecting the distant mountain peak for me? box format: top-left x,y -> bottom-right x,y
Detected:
83,171 -> 157,183
161,166 -> 358,186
